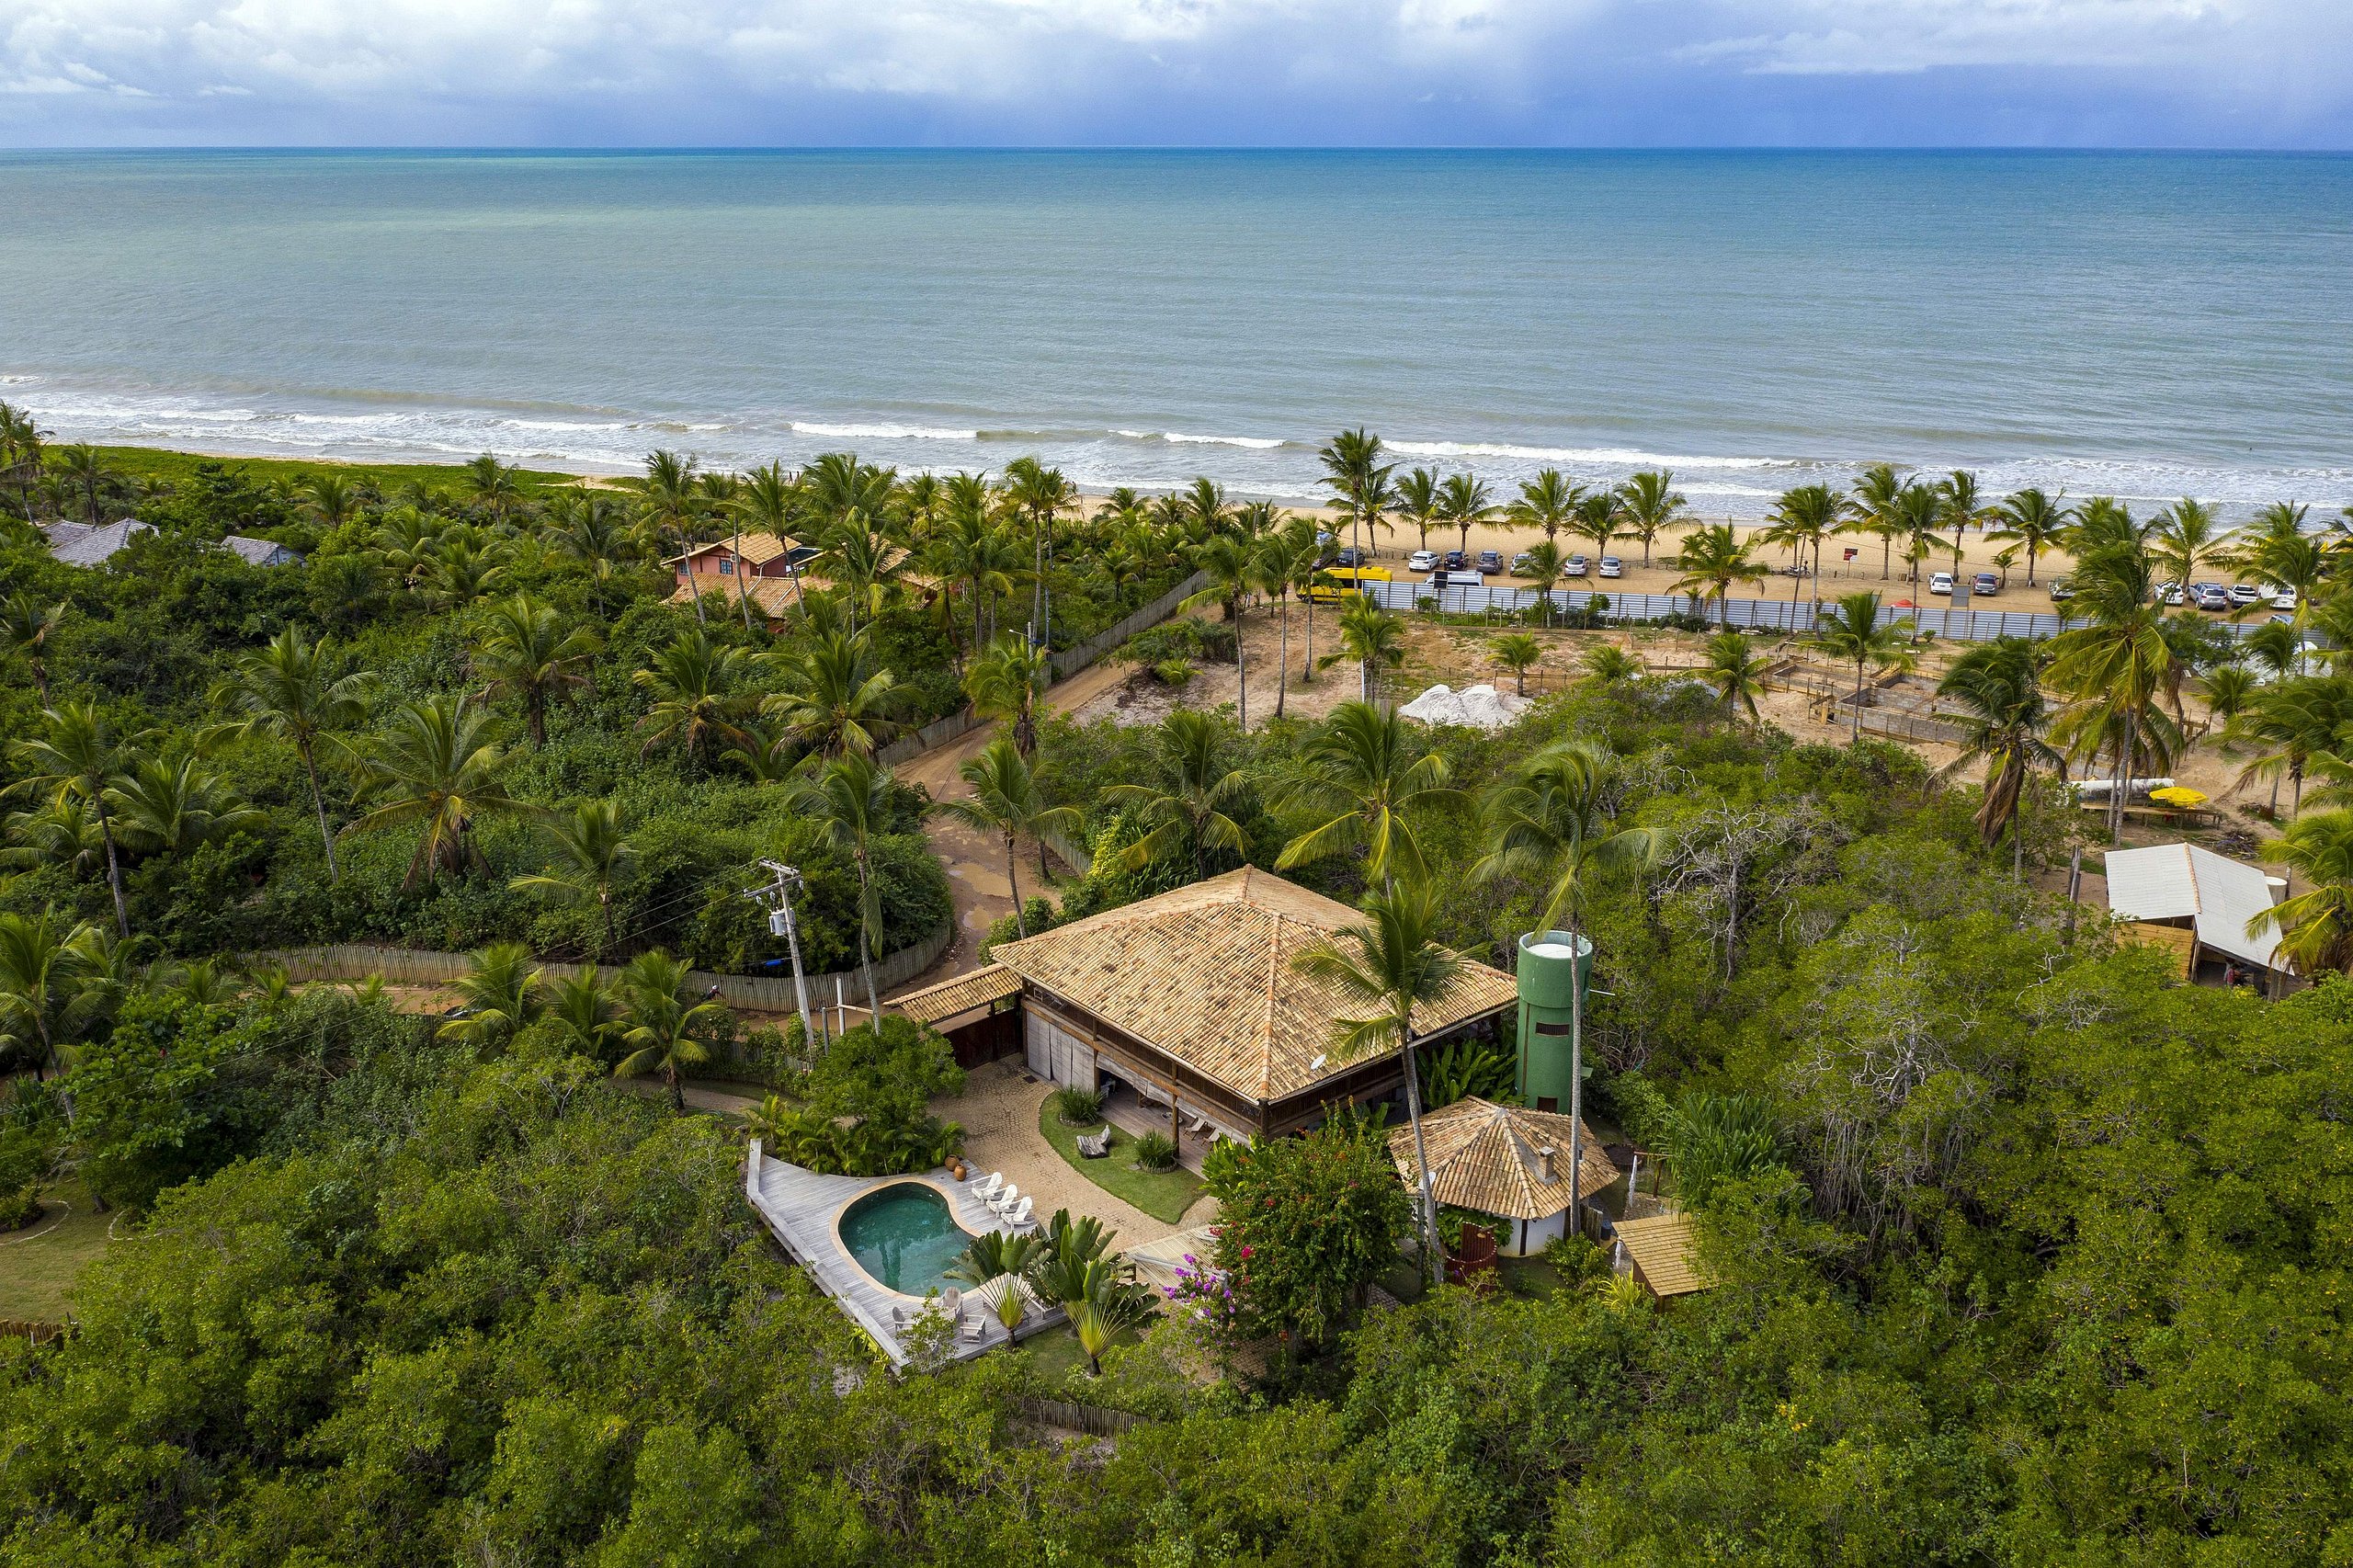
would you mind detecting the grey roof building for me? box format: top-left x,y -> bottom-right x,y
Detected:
41,519 -> 154,567
222,534 -> 304,567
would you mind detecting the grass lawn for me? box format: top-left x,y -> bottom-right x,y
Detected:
1037,1103 -> 1205,1225
1009,1321 -> 1142,1385
96,444 -> 587,494
0,1183 -> 116,1324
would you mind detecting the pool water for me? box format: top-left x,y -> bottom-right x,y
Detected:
838,1183 -> 972,1296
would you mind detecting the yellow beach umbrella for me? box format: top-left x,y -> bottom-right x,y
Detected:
2149,786 -> 2207,808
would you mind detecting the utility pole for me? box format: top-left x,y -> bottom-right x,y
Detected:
748,859 -> 813,1040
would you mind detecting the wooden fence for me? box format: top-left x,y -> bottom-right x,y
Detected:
1017,1397 -> 1151,1437
0,1319 -> 68,1346
252,921 -> 952,1013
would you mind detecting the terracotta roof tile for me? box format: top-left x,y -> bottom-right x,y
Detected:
890,963 -> 1023,1026
1388,1096 -> 1618,1220
1615,1211 -> 1711,1297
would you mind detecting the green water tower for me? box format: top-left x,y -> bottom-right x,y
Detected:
1515,929 -> 1592,1113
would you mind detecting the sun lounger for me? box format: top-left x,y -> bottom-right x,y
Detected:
989,1184 -> 1019,1215
1004,1196 -> 1033,1229
961,1312 -> 986,1343
972,1171 -> 1004,1202
1186,1113 -> 1209,1133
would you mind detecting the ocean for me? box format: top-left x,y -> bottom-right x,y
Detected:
3,149 -> 2349,519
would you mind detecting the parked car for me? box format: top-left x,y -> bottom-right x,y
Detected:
1334,546 -> 1365,568
2154,580 -> 2186,606
1565,554 -> 1590,577
1426,570 -> 1484,588
1406,549 -> 1440,573
2048,575 -> 2075,602
1476,549 -> 1503,574
1971,573 -> 1998,597
1928,572 -> 1955,596
1597,556 -> 1623,578
2268,585 -> 2299,611
2191,583 -> 2232,611
1442,549 -> 1468,571
2228,583 -> 2262,607
1510,551 -> 1534,575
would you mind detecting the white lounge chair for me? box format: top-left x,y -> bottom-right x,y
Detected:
972,1171 -> 1005,1202
989,1184 -> 1019,1216
1186,1113 -> 1209,1133
961,1312 -> 986,1343
1004,1196 -> 1034,1229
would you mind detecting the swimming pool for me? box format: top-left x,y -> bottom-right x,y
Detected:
837,1182 -> 973,1297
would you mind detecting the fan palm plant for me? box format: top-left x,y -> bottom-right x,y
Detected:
436,941 -> 545,1054
613,949 -> 729,1110
632,629 -> 752,767
10,701 -> 134,937
1807,591 -> 1915,744
782,753 -> 898,1019
1937,638 -> 2064,875
345,695 -> 530,888
510,801 -> 635,954
1291,880 -> 1465,1284
1063,1258 -> 1151,1376
471,593 -> 599,749
933,737 -> 1084,937
1275,700 -> 1462,890
1101,710 -> 1255,882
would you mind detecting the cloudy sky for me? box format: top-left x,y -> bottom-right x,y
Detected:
3,0 -> 2347,147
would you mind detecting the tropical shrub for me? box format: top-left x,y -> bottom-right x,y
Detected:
1050,1085 -> 1105,1126
1129,1130 -> 1178,1171
1210,1117 -> 1410,1346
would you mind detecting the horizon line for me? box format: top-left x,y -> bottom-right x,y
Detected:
6,143 -> 2353,157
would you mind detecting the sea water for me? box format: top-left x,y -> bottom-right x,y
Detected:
3,149 -> 2348,518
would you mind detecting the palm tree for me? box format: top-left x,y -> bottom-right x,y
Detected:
1988,488 -> 2072,586
1063,1258 -> 1151,1377
2256,811 -> 2353,975
1615,470 -> 1686,569
1259,518 -> 1324,720
2151,497 -> 2230,589
1891,483 -> 1943,595
933,737 -> 1085,938
1101,710 -> 1255,882
436,941 -> 545,1053
1666,523 -> 1765,625
301,472 -> 362,532
613,949 -> 729,1110
1319,428 -> 1395,567
51,444 -> 112,525
762,627 -> 900,758
471,594 -> 599,749
1488,632 -> 1542,696
1581,644 -> 1644,685
1700,631 -> 1770,725
2046,545 -> 2184,841
0,911 -> 119,1079
1291,880 -> 1465,1284
1182,533 -> 1265,728
1807,592 -> 1916,744
0,595 -> 66,704
1847,463 -> 1906,582
927,497 -> 1017,664
1004,456 -> 1075,646
1762,484 -> 1844,614
1521,540 -> 1565,628
1275,700 -> 1462,890
1334,595 -> 1404,702
460,454 -> 524,522
1568,489 -> 1623,568
965,632 -> 1052,756
632,630 -> 752,767
1440,472 -> 1497,558
1394,467 -> 1442,551
551,490 -> 641,616
544,966 -> 623,1059
10,701 -> 133,937
107,751 -> 265,856
642,449 -> 707,626
1938,639 -> 2064,876
783,753 -> 898,1020
510,801 -> 635,954
1506,470 -> 1578,551
1936,471 -> 1992,574
2234,678 -> 2353,821
1472,737 -> 1651,1212
345,695 -> 529,888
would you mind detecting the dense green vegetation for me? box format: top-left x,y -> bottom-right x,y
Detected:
2,417 -> 2349,1564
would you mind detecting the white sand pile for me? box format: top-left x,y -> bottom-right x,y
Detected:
1398,683 -> 1530,730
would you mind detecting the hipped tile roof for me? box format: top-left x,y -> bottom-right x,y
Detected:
891,963 -> 1023,1026
987,867 -> 1517,1104
1387,1096 -> 1618,1220
665,531 -> 801,567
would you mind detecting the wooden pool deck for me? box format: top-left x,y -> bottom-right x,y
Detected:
743,1142 -> 1063,1369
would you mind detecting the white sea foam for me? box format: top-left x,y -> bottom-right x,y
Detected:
1388,439 -> 1789,470
1115,428 -> 1287,450
790,420 -> 979,441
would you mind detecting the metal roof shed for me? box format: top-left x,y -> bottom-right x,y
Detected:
2103,842 -> 2285,972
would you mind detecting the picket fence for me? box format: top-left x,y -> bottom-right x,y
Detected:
253,922 -> 951,1014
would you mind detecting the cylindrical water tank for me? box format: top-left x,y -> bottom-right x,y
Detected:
1516,930 -> 1592,1112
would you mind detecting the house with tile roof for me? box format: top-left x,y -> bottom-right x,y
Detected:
912,867 -> 1518,1143
1387,1096 -> 1620,1256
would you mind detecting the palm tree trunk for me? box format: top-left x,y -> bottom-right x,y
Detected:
97,807 -> 130,939
1235,603 -> 1248,730
1852,656 -> 1866,745
1005,836 -> 1027,937
1302,595 -> 1316,683
301,745 -> 340,881
1399,1029 -> 1442,1288
667,1062 -> 684,1111
1276,596 -> 1290,720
